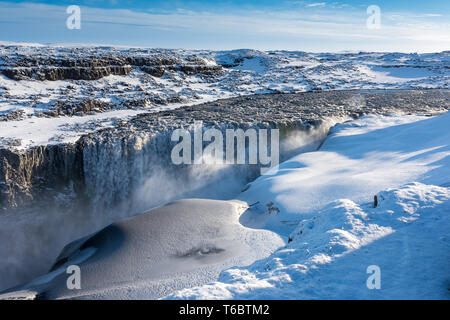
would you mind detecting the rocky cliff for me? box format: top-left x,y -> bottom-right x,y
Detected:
1,54 -> 222,81
0,89 -> 449,291
1,89 -> 448,216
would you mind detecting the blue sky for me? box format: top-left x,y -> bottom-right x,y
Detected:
0,1 -> 449,51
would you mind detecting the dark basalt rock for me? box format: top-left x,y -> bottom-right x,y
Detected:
2,65 -> 132,81
0,109 -> 26,122
1,68 -> 33,80
1,53 -> 222,81
126,56 -> 181,66
140,65 -> 165,77
171,64 -> 223,75
0,89 -> 448,214
51,99 -> 112,117
0,143 -> 84,211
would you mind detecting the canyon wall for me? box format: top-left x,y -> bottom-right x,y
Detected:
0,89 -> 448,291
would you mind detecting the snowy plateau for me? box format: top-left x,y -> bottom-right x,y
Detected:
0,43 -> 449,300
0,44 -> 448,149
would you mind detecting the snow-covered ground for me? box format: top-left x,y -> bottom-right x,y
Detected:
166,112 -> 450,300
3,111 -> 448,300
237,113 -> 450,234
0,43 -> 448,299
3,199 -> 283,300
1,44 -> 448,150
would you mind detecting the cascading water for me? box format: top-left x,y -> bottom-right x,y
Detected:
0,118 -> 342,292
4,87 -> 444,292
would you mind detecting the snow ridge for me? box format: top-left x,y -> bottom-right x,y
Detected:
166,112 -> 450,300
1,45 -> 449,148
167,182 -> 450,300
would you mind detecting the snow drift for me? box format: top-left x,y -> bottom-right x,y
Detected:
168,182 -> 450,299
167,112 -> 450,299
20,199 -> 283,300
1,109 -> 450,298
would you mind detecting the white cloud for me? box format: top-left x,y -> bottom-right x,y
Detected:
307,2 -> 326,7
0,2 -> 448,52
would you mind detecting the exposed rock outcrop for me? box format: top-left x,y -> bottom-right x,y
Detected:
0,144 -> 84,210
0,89 -> 448,292
1,54 -> 222,81
1,65 -> 132,81
1,89 -> 448,214
140,65 -> 165,77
